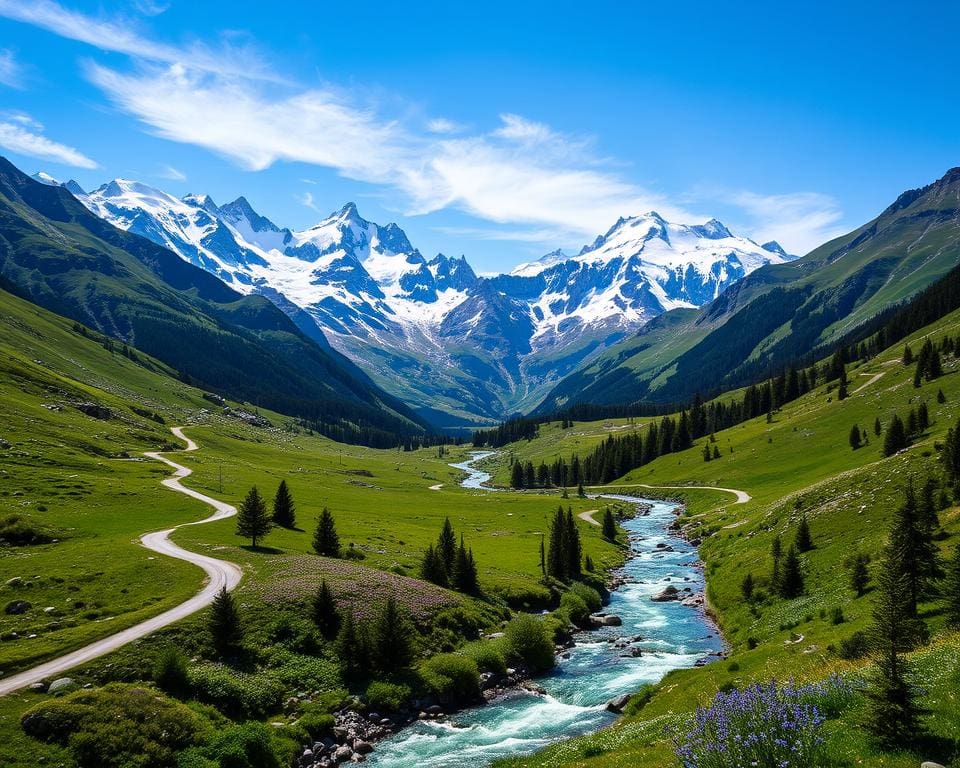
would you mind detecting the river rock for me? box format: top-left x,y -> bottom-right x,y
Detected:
921,763 -> 946,768
651,586 -> 680,602
333,745 -> 353,763
606,694 -> 632,713
353,740 -> 374,755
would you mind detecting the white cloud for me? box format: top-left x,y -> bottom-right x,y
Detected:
158,164 -> 185,181
0,115 -> 97,168
0,0 -> 278,81
0,48 -> 24,88
426,118 -> 463,135
725,190 -> 846,256
297,190 -> 320,212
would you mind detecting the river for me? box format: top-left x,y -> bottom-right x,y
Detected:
368,452 -> 723,767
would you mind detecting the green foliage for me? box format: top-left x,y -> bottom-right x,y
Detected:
460,640 -> 507,676
568,582 -> 602,613
295,711 -> 334,740
849,553 -> 870,597
883,414 -> 908,457
503,613 -> 555,673
260,648 -> 341,692
889,480 -> 940,615
0,514 -> 53,546
849,424 -> 862,450
271,480 -> 295,529
420,653 -> 481,702
546,506 -> 582,581
20,684 -> 206,768
187,665 -> 284,720
364,681 -> 411,712
236,486 -> 272,548
740,572 -> 754,601
200,722 -> 280,768
946,544 -> 960,628
310,579 -> 340,640
153,645 -> 190,698
372,595 -> 417,673
558,591 -> 590,627
334,612 -> 370,681
779,546 -> 804,599
209,587 -> 243,658
794,514 -> 813,553
312,507 -> 340,558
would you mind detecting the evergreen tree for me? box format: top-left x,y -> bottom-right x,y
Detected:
874,417 -> 882,436
770,534 -> 783,588
577,481 -> 585,498
524,461 -> 536,489
741,572 -> 754,601
311,579 -> 340,639
539,534 -> 546,576
937,388 -> 947,404
902,344 -> 913,365
313,507 -> 341,557
420,543 -> 447,586
890,481 -> 940,615
236,486 -> 272,548
849,424 -> 862,450
584,553 -> 595,572
601,508 -> 617,543
453,535 -> 479,594
850,553 -> 870,597
437,517 -> 457,576
864,543 -> 927,749
703,443 -> 712,462
712,445 -> 721,460
372,596 -> 415,672
271,480 -> 296,528
334,612 -> 365,680
510,460 -> 525,489
918,476 -> 940,534
209,586 -> 243,656
547,507 -> 567,579
795,514 -> 814,552
946,544 -> 960,628
883,414 -> 908,457
779,546 -> 804,598
565,508 -> 582,579
942,418 -> 960,488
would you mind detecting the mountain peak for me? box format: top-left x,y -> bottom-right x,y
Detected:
761,240 -> 789,258
31,171 -> 60,186
63,180 -> 86,197
693,218 -> 732,239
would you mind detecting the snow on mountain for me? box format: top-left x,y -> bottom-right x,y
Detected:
56,172 -> 792,422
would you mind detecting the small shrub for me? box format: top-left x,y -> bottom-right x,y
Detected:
420,653 -> 480,702
558,591 -> 590,627
364,681 -> 411,712
153,645 -> 190,698
830,607 -> 845,625
503,614 -> 555,673
296,711 -> 334,740
747,637 -> 759,650
460,640 -> 507,676
622,683 -> 656,716
203,722 -> 280,768
838,631 -> 870,660
727,661 -> 740,673
188,665 -> 283,720
569,582 -> 602,613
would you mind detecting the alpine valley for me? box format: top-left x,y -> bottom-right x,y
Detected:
30,172 -> 793,427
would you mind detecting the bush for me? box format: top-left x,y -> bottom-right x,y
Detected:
261,648 -> 341,691
204,722 -> 280,768
569,582 -> 603,613
0,514 -> 53,546
460,640 -> 507,676
558,591 -> 590,627
503,614 -> 555,673
838,631 -> 870,660
21,684 -> 206,768
154,645 -> 190,698
364,681 -> 411,712
295,711 -> 334,740
493,583 -> 553,611
672,680 -> 830,768
188,665 -> 283,720
830,607 -> 845,625
420,653 -> 480,702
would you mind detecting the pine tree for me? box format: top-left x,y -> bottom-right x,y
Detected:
209,586 -> 243,656
902,344 -> 913,365
850,553 -> 870,597
942,418 -> 960,488
313,507 -> 341,557
437,517 -> 456,576
510,461 -> 525,489
883,414 -> 908,457
577,482 -> 585,498
771,534 -> 783,588
311,579 -> 340,639
453,535 -> 479,594
584,553 -> 595,572
601,508 -> 617,543
890,481 -> 940,615
334,612 -> 364,680
420,543 -> 447,586
712,445 -> 721,460
372,596 -> 415,672
849,424 -> 862,450
874,417 -> 882,436
865,542 -> 927,749
236,486 -> 272,548
703,444 -> 712,462
779,546 -> 804,598
547,507 -> 567,579
741,572 -> 754,601
937,388 -> 947,404
946,545 -> 960,628
272,480 -> 296,528
565,508 -> 582,579
538,534 -> 546,576
795,514 -> 814,552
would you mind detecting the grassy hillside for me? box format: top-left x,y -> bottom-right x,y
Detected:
539,167 -> 960,412
492,308 -> 960,767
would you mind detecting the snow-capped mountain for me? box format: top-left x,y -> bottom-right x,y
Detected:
51,174 -> 792,425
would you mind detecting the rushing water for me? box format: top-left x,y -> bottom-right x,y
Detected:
368,454 -> 723,768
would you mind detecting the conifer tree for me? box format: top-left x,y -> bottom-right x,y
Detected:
453,535 -> 479,594
883,414 -> 908,457
849,424 -> 862,450
334,612 -> 364,680
712,445 -> 721,460
703,444 -> 712,462
601,508 -> 617,543
420,543 -> 447,586
565,508 -> 582,579
539,534 -> 546,576
946,545 -> 960,628
209,586 -> 243,656
437,517 -> 457,576
850,553 -> 870,597
372,596 -> 415,672
942,418 -> 960,488
890,480 -> 940,615
741,572 -> 754,601
311,579 -> 340,639
902,344 -> 913,365
313,507 -> 341,557
874,417 -> 882,436
795,514 -> 814,552
547,507 -> 567,579
584,553 -> 595,572
272,480 -> 296,528
510,460 -> 525,489
779,545 -> 804,598
236,486 -> 272,548
865,542 -> 927,749
770,534 -> 783,588
937,388 -> 946,404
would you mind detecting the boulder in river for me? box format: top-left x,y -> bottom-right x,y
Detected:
606,694 -> 632,713
651,586 -> 680,602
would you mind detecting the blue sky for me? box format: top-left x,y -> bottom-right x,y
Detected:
0,0 -> 956,273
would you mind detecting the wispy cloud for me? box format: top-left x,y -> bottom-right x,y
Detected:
725,189 -> 845,256
426,118 -> 463,135
297,190 -> 320,212
0,113 -> 97,168
0,48 -> 24,88
0,0 -> 279,81
158,164 -> 185,181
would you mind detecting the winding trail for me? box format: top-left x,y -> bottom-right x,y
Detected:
0,427 -> 242,697
852,371 -> 886,394
577,509 -> 600,526
587,483 -> 751,504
